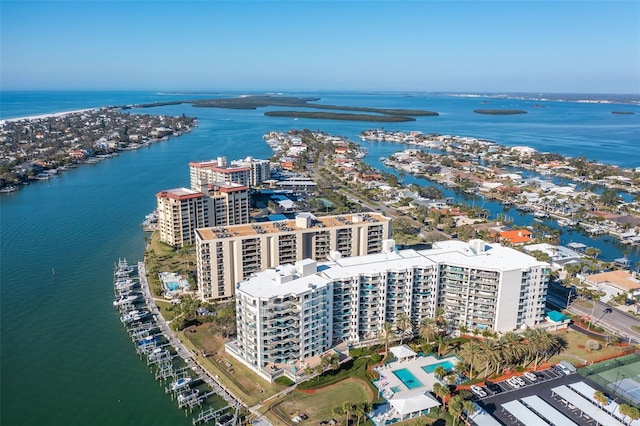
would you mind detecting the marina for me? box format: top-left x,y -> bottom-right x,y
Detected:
112,259 -> 245,425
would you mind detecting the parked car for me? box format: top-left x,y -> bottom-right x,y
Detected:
470,385 -> 487,398
486,382 -> 502,393
507,378 -> 521,388
514,376 -> 526,386
523,372 -> 538,381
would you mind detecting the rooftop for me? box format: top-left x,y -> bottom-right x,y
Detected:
586,270 -> 640,291
196,212 -> 389,240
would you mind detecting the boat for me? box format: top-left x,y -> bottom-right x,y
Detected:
115,258 -> 135,277
120,310 -> 149,324
148,348 -> 169,361
170,377 -> 192,391
113,293 -> 141,306
533,211 -> 549,219
177,389 -> 199,404
0,186 -> 18,193
137,335 -> 159,346
557,218 -> 578,228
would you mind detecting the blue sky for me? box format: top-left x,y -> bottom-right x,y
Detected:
1,1 -> 639,93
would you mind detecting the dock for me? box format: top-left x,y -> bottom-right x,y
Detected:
112,258 -> 246,424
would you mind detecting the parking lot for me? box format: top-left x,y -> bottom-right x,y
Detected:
474,368 -> 609,425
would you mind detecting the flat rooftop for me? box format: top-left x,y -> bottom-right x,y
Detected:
196,212 -> 390,240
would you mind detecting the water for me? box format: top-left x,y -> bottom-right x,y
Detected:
392,368 -> 424,389
421,360 -> 456,374
1,91 -> 639,425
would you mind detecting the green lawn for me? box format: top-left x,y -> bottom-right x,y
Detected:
547,329 -> 631,365
269,379 -> 372,425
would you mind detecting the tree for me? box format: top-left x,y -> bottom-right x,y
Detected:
419,318 -> 438,343
341,401 -> 355,426
599,189 -> 621,207
448,394 -> 476,426
585,247 -> 601,259
378,322 -> 394,358
396,312 -> 413,344
459,340 -> 482,379
432,382 -> 450,414
593,390 -> 608,408
434,365 -> 447,380
620,404 -> 640,425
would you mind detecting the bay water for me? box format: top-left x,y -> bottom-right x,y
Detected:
1,91 -> 638,425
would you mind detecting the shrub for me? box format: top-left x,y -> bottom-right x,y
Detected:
370,353 -> 382,364
274,376 -> 294,387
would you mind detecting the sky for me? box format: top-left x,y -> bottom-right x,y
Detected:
1,1 -> 639,94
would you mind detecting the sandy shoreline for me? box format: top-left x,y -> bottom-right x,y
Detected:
0,108 -> 100,125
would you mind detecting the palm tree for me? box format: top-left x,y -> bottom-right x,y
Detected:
434,365 -> 447,380
593,390 -> 608,408
459,340 -> 482,379
454,360 -> 468,378
523,328 -> 546,370
396,312 -> 413,344
478,339 -> 501,378
448,394 -> 476,426
620,404 -> 640,425
499,332 -> 523,367
432,382 -> 450,414
341,401 -> 354,426
419,317 -> 438,343
378,321 -> 394,358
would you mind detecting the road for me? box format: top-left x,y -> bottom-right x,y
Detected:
567,299 -> 640,344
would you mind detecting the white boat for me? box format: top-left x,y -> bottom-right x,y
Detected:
533,211 -> 549,219
557,218 -> 578,227
115,258 -> 135,277
170,377 -> 192,391
113,293 -> 141,306
137,335 -> 159,346
120,310 -> 149,324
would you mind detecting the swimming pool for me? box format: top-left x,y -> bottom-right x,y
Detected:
421,360 -> 455,374
167,281 -> 181,291
392,368 -> 424,389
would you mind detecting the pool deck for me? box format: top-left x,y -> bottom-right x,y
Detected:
373,355 -> 458,399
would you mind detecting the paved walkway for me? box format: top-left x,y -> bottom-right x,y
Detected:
137,262 -> 271,423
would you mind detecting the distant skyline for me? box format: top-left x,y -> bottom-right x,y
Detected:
1,1 -> 639,94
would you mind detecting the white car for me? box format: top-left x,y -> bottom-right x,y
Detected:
514,376 -> 526,386
523,372 -> 538,381
507,378 -> 521,388
470,385 -> 487,398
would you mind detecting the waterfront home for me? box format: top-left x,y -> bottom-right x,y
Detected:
498,229 -> 533,245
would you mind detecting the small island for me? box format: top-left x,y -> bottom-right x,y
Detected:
474,109 -> 528,115
264,111 -> 416,122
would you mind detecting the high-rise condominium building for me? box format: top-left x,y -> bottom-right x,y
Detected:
156,182 -> 249,248
156,188 -> 208,248
230,157 -> 271,187
189,157 -> 252,189
195,212 -> 391,300
226,239 -> 549,381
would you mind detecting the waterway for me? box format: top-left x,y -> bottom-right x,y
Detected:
1,91 -> 639,425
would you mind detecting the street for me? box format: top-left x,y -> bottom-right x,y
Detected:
568,299 -> 640,344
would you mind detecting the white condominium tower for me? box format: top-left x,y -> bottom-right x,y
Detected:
156,182 -> 249,248
226,239 -> 549,381
189,157 -> 254,189
195,212 -> 392,300
230,156 -> 271,187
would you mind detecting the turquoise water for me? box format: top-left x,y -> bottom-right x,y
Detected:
1,91 -> 639,425
392,368 -> 424,389
167,281 -> 181,291
422,360 -> 455,374
390,386 -> 401,393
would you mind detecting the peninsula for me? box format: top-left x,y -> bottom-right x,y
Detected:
0,108 -> 196,191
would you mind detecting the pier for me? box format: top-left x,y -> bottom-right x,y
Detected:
112,258 -> 247,424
